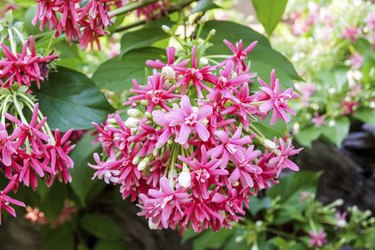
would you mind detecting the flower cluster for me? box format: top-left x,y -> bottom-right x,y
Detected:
0,36 -> 58,90
33,0 -> 113,50
0,99 -> 75,223
90,40 -> 301,232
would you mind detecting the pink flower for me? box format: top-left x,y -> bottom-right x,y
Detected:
166,96 -> 212,145
309,230 -> 327,248
208,127 -> 252,167
229,145 -> 262,188
223,39 -> 257,72
335,211 -> 347,228
146,46 -> 189,70
126,72 -> 180,112
312,115 -> 325,127
349,53 -> 364,69
256,70 -> 298,125
0,37 -> 58,89
179,145 -> 228,199
268,138 -> 303,176
207,61 -> 252,101
137,177 -> 191,229
342,27 -> 360,43
0,175 -> 25,224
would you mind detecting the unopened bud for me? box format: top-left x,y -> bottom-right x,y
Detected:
145,112 -> 152,119
264,139 -> 276,149
127,108 -> 143,118
199,57 -> 209,66
209,29 -> 216,37
132,156 -> 140,165
140,100 -> 149,106
328,120 -> 336,127
178,170 -> 191,188
162,66 -> 176,80
148,219 -> 158,230
107,118 -> 117,124
162,25 -> 172,34
138,157 -> 150,171
125,117 -> 140,128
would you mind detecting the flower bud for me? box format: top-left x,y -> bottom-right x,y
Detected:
127,108 -> 143,118
107,118 -> 117,124
162,25 -> 172,34
148,219 -> 158,230
125,117 -> 140,128
132,156 -> 140,165
138,157 -> 150,171
264,139 -> 276,149
199,57 -> 209,66
178,170 -> 191,188
162,66 -> 176,80
140,100 -> 149,106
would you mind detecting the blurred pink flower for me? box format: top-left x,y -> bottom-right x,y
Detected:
312,115 -> 325,127
349,53 -> 364,69
342,27 -> 360,42
309,230 -> 327,248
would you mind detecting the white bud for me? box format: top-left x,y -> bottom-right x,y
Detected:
328,87 -> 336,95
138,158 -> 150,171
162,25 -> 171,34
209,29 -> 216,36
161,66 -> 176,80
140,100 -> 149,106
107,118 -> 117,124
132,156 -> 140,165
370,102 -> 375,108
145,112 -> 152,119
178,170 -> 191,188
199,57 -> 209,66
264,139 -> 276,149
148,219 -> 158,230
328,120 -> 336,127
125,117 -> 140,128
127,108 -> 143,118
192,107 -> 199,113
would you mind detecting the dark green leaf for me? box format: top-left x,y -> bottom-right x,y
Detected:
80,214 -> 122,240
252,0 -> 288,36
33,67 -> 113,131
267,171 -> 321,203
200,20 -> 301,82
95,240 -> 131,250
70,133 -> 101,205
43,223 -> 74,250
92,47 -> 164,92
39,182 -> 67,221
120,17 -> 173,55
192,229 -> 234,250
249,197 -> 272,216
253,116 -> 287,139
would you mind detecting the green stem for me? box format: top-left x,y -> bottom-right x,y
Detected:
12,93 -> 28,124
108,0 -> 158,17
266,227 -> 298,241
8,27 -> 17,54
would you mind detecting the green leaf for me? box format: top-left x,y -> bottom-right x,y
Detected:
39,182 -> 67,221
267,171 -> 321,203
249,197 -> 272,216
193,229 -> 234,250
200,20 -> 301,82
70,133 -> 101,205
33,67 -> 113,131
95,240 -> 131,250
192,0 -> 219,13
43,223 -> 74,250
321,117 -> 350,147
354,107 -> 375,126
80,214 -> 123,240
253,116 -> 287,139
295,126 -> 322,147
252,0 -> 288,36
120,17 -> 173,55
92,47 -> 164,92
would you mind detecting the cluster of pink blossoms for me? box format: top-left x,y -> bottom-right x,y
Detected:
33,0 -> 113,50
90,40 -> 302,232
0,103 -> 75,223
0,36 -> 58,89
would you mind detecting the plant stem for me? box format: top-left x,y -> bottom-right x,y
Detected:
266,227 -> 298,241
114,0 -> 197,33
108,0 -> 159,17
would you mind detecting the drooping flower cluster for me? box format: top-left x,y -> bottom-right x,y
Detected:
33,0 -> 113,50
90,39 -> 301,232
0,36 -> 58,90
0,100 -> 75,223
